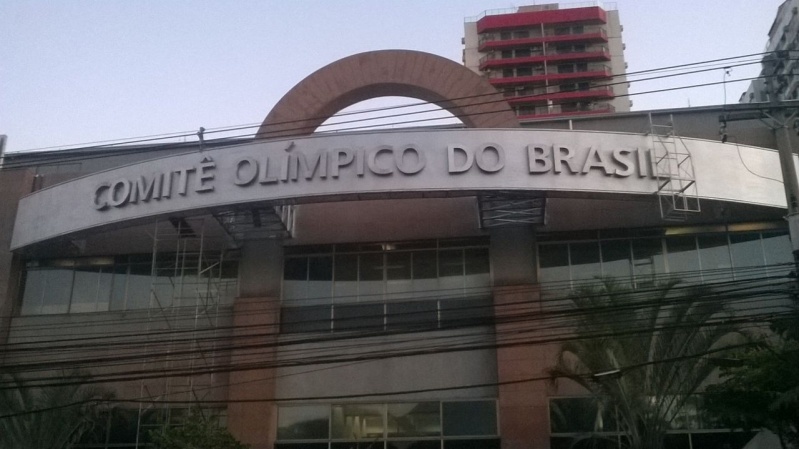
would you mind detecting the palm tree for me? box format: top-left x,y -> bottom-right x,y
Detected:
549,278 -> 743,449
0,372 -> 112,449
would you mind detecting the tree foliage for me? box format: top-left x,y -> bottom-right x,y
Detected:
704,289 -> 799,448
149,408 -> 249,449
0,372 -> 112,449
549,279 -> 742,449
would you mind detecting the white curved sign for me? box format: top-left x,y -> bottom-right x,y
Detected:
10,129 -> 792,249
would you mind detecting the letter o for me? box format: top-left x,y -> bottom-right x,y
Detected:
235,158 -> 258,186
108,179 -> 131,208
395,146 -> 425,175
93,183 -> 111,211
475,144 -> 505,173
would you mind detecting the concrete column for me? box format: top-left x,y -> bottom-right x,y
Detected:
0,169 -> 34,355
227,239 -> 283,449
490,227 -> 551,449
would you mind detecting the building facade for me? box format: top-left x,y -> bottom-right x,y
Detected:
741,0 -> 799,104
0,50 -> 796,449
463,3 -> 630,121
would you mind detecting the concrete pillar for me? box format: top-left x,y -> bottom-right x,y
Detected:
227,239 -> 283,449
490,227 -> 551,449
0,169 -> 34,356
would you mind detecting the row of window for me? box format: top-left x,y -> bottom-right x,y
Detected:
20,255 -> 238,315
76,407 -> 222,449
283,242 -> 490,305
494,44 -> 603,59
538,230 -> 792,290
496,62 -> 608,79
549,397 -> 756,449
276,400 -> 497,448
281,297 -> 493,334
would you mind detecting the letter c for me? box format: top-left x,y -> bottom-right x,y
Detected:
367,147 -> 394,176
93,183 -> 110,211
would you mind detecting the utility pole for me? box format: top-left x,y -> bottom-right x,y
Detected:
765,50 -> 799,277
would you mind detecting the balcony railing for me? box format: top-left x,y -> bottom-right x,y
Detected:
505,85 -> 615,105
478,27 -> 607,49
486,64 -> 612,86
514,102 -> 616,119
478,46 -> 609,68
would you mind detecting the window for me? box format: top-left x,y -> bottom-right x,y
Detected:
537,227 -> 792,292
516,66 -> 533,77
281,239 -> 492,333
513,30 -> 530,39
550,397 -> 757,449
276,401 -> 498,448
20,255 -> 238,315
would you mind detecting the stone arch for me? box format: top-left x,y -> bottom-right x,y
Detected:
257,50 -> 519,139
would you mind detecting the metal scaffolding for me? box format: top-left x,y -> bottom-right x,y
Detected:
650,114 -> 701,221
133,217 -> 235,445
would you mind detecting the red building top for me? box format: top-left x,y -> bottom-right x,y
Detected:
476,6 -> 607,33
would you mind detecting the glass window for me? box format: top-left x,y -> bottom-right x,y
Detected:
387,402 -> 440,437
307,256 -> 333,301
570,242 -> 602,283
278,405 -> 330,440
126,264 -> 152,309
412,250 -> 438,279
281,306 -> 331,333
666,236 -> 700,282
334,303 -> 384,332
442,401 -> 497,436
539,244 -> 570,285
550,397 -> 615,433
698,235 -> 732,282
601,240 -> 632,284
386,252 -> 412,300
358,253 -> 384,301
284,258 -> 309,281
386,301 -> 438,330
762,231 -> 792,276
516,66 -> 533,77
632,238 -> 665,283
438,250 -> 464,277
334,254 -> 358,301
440,297 -> 492,327
42,269 -> 73,314
70,268 -> 104,313
21,270 -> 46,315
109,264 -> 129,311
515,48 -> 531,58
730,233 -> 765,280
331,404 -> 384,440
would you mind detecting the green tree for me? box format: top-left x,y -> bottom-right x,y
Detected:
0,372 -> 112,449
549,279 -> 742,449
704,289 -> 799,448
149,408 -> 249,449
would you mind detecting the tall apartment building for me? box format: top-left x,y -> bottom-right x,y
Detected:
463,2 -> 630,120
741,0 -> 799,103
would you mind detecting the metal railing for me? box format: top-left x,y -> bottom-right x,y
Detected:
465,1 -> 617,22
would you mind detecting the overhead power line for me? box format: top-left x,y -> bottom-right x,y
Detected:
0,52 -> 776,168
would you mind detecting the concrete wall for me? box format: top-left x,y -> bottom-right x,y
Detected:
606,9 -> 630,112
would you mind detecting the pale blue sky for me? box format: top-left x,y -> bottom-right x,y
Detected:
0,1 -> 783,152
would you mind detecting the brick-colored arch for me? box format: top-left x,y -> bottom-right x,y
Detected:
257,50 -> 519,139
